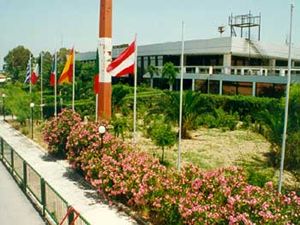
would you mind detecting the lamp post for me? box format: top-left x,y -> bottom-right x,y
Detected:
98,125 -> 106,148
2,93 -> 6,121
30,103 -> 35,139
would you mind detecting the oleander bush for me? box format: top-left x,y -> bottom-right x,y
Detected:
81,133 -> 300,224
43,109 -> 81,157
42,96 -> 300,224
66,120 -> 110,171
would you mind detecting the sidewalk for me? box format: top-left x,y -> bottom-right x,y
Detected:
0,163 -> 46,225
0,120 -> 138,225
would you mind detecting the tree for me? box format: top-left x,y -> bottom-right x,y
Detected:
3,83 -> 38,124
162,62 -> 178,91
111,116 -> 129,140
150,119 -> 176,164
162,91 -> 201,138
4,46 -> 31,82
147,65 -> 158,88
256,84 -> 300,170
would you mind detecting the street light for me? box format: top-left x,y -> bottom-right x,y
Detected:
30,102 -> 35,139
98,125 -> 106,148
2,93 -> 6,121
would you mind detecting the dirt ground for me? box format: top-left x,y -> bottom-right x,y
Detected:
130,128 -> 270,169
129,128 -> 299,190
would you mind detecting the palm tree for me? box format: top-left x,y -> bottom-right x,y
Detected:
147,65 -> 158,88
162,91 -> 200,138
162,62 -> 178,91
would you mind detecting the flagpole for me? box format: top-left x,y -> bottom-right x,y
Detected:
278,3 -> 294,193
133,34 -> 138,144
72,48 -> 75,111
40,52 -> 43,121
96,48 -> 100,122
29,53 -> 32,95
54,51 -> 58,117
177,21 -> 185,171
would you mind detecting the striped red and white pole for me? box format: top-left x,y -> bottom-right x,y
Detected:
98,0 -> 112,120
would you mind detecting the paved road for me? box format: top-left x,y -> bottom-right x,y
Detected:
0,163 -> 46,225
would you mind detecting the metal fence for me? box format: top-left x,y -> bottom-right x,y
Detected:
0,137 -> 90,225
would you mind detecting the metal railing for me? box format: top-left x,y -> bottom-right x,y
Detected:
0,137 -> 90,225
150,65 -> 300,77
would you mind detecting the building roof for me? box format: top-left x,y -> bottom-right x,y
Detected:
76,37 -> 300,61
138,37 -> 300,60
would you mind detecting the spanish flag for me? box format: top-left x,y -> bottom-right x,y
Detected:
58,48 -> 74,85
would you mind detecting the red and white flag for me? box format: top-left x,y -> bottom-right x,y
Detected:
31,64 -> 39,85
107,41 -> 136,77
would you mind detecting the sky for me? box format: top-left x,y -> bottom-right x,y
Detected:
0,0 -> 299,68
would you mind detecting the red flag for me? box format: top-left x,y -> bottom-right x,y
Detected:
31,64 -> 39,85
50,57 -> 56,86
94,74 -> 100,94
107,41 -> 135,77
50,73 -> 55,86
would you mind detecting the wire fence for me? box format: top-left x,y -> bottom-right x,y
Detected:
0,137 -> 90,225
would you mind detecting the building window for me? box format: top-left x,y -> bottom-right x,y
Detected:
150,56 -> 156,66
157,56 -> 163,67
144,57 -> 149,70
137,57 -> 142,68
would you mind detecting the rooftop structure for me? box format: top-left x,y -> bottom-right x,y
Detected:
229,12 -> 261,40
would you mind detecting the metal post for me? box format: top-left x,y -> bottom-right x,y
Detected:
23,161 -> 27,192
2,94 -> 5,121
219,80 -> 223,95
192,79 -> 195,91
133,35 -> 138,144
0,138 -> 3,159
30,103 -> 34,139
101,134 -> 104,148
54,52 -> 57,117
40,53 -> 43,121
278,3 -> 294,193
31,107 -> 33,139
68,207 -> 75,225
98,125 -> 106,148
41,178 -> 46,216
11,148 -> 14,174
177,21 -> 185,171
72,48 -> 75,111
252,82 -> 256,97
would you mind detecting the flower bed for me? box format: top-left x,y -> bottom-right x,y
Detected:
43,112 -> 300,224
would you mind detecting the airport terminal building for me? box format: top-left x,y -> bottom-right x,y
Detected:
77,36 -> 300,97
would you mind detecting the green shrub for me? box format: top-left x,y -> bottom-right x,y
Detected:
111,116 -> 129,140
42,98 -> 94,119
196,114 -> 218,128
245,166 -> 274,187
197,108 -> 238,130
286,131 -> 300,169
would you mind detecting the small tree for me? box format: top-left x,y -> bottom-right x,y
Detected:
162,62 -> 178,91
4,83 -> 34,124
150,120 -> 176,163
147,65 -> 158,88
111,116 -> 129,140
